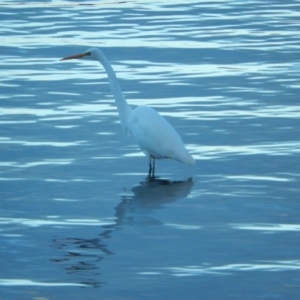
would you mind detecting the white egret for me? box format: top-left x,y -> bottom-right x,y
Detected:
61,48 -> 194,176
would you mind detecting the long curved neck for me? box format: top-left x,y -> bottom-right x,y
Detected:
95,50 -> 132,133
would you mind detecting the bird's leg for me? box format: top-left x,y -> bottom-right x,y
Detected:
148,157 -> 155,178
148,158 -> 152,177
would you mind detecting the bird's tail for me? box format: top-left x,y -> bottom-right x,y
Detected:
175,147 -> 195,166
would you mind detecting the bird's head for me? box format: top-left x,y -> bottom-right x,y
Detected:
60,48 -> 99,61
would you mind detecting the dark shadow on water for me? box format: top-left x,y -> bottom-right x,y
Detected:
116,176 -> 194,226
50,176 -> 194,288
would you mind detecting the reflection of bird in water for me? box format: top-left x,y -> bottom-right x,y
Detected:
51,177 -> 193,287
115,177 -> 194,226
61,48 -> 194,177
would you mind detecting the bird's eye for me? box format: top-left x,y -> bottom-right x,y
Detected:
85,52 -> 91,56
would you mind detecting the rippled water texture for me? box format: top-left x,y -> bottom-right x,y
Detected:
1,1 -> 300,299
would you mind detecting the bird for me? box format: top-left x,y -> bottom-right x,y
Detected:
61,48 -> 194,177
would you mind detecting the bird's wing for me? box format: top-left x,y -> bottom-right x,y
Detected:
127,106 -> 194,165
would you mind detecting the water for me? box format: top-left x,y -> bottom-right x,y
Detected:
1,1 -> 300,299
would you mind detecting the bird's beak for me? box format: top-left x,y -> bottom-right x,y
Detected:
60,53 -> 86,61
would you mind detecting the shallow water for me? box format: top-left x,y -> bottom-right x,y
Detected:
1,1 -> 300,299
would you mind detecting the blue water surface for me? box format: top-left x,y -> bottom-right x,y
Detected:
1,1 -> 300,299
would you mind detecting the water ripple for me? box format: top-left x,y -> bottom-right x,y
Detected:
232,223 -> 300,232
0,279 -> 87,287
0,217 -> 115,228
191,141 -> 300,160
156,260 -> 300,277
